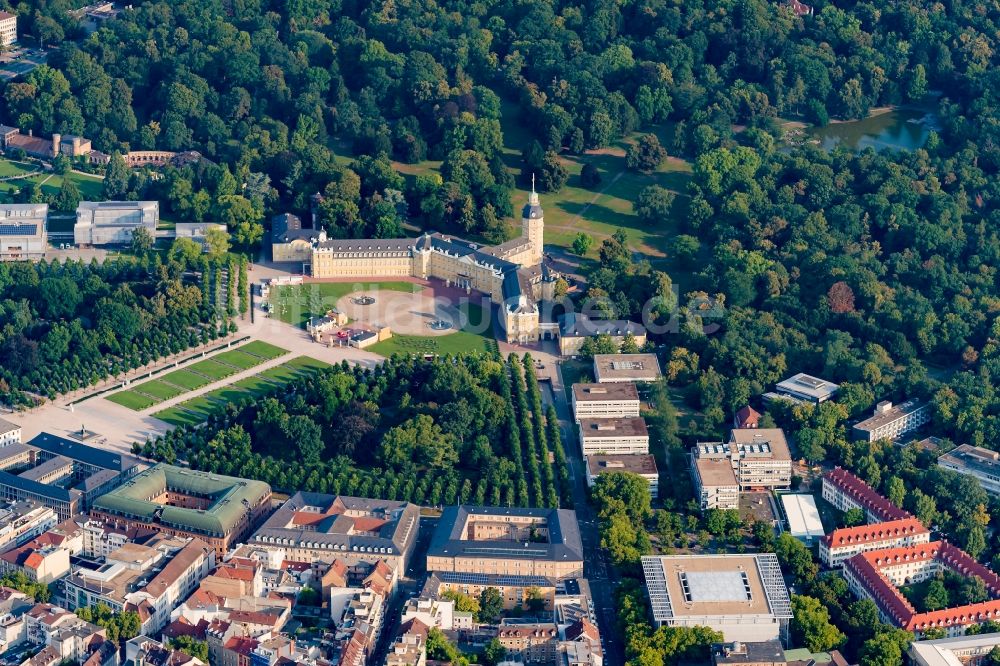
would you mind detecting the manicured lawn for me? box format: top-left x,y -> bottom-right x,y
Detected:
153,356 -> 330,426
159,370 -> 211,391
212,350 -> 265,370
132,380 -> 185,400
0,159 -> 37,178
151,406 -> 205,427
105,390 -> 160,410
39,171 -> 104,200
283,356 -> 332,371
368,303 -> 498,357
106,341 -> 289,411
270,281 -> 421,327
186,358 -> 239,380
240,340 -> 287,359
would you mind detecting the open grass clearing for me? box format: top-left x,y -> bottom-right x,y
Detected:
368,303 -> 498,357
269,281 -> 421,327
154,356 -> 330,426
105,390 -> 159,410
240,340 -> 287,359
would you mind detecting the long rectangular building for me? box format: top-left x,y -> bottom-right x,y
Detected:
853,400 -> 930,442
586,454 -> 658,498
248,493 -> 420,572
819,518 -> 930,568
937,445 -> 1000,495
821,467 -> 912,523
0,204 -> 47,261
641,554 -> 793,643
578,418 -> 649,456
592,354 -> 662,383
427,506 -> 583,580
75,201 -> 158,246
0,433 -> 141,521
571,383 -> 640,421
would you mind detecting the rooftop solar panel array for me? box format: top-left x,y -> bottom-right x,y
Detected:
0,224 -> 38,236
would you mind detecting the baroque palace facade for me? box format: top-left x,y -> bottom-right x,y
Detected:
273,187 -> 561,343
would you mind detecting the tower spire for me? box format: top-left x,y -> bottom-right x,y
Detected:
529,173 -> 539,206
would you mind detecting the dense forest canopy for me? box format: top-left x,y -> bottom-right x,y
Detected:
5,0 -> 1000,441
139,354 -> 571,508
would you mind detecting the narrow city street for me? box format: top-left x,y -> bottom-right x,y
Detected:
548,360 -> 625,666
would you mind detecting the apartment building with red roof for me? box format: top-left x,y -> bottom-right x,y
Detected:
820,518 -> 931,567
843,540 -> 1000,637
821,467 -> 912,524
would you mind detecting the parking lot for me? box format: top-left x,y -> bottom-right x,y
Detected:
0,47 -> 48,80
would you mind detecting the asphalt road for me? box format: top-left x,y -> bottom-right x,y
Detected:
549,361 -> 625,666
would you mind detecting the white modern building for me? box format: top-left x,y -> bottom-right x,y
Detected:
74,201 -> 158,246
0,502 -> 57,554
691,429 -> 792,510
909,632 -> 1000,666
938,444 -> 1000,495
773,373 -> 839,404
586,455 -> 658,498
0,204 -> 47,262
779,494 -> 824,543
0,11 -> 16,47
641,554 -> 793,643
853,400 -> 930,442
577,418 -> 649,456
571,383 -> 640,421
0,418 -> 20,447
592,354 -> 662,383
819,518 -> 930,568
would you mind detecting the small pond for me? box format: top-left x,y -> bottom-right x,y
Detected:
807,108 -> 939,152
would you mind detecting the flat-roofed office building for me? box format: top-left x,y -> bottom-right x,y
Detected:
571,383 -> 640,421
586,454 -> 659,498
691,429 -> 792,509
937,444 -> 1000,496
578,418 -> 649,456
773,373 -> 839,404
0,204 -> 47,261
592,354 -> 662,383
426,506 -> 583,581
853,400 -> 930,442
75,201 -> 158,246
641,554 -> 793,643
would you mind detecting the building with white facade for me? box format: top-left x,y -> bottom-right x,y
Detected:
0,502 -> 56,554
909,632 -> 1000,666
821,467 -> 912,523
62,535 -> 214,635
586,455 -> 658,498
0,12 -> 16,47
691,429 -> 792,509
819,518 -> 930,568
779,494 -> 824,544
74,201 -> 158,246
571,383 -> 640,421
843,541 -> 1000,637
774,373 -> 839,404
0,204 -> 47,262
938,445 -> 1000,496
641,554 -> 793,643
592,354 -> 662,383
853,400 -> 931,442
0,418 -> 20,447
578,418 -> 649,456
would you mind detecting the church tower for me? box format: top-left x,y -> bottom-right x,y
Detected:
521,176 -> 544,266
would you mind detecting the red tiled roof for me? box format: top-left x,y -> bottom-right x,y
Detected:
352,517 -> 388,533
566,618 -> 600,642
824,467 -> 912,522
846,540 -> 1000,632
291,512 -> 326,527
224,636 -> 259,656
162,618 -> 209,640
735,405 -> 761,428
823,518 -> 929,549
